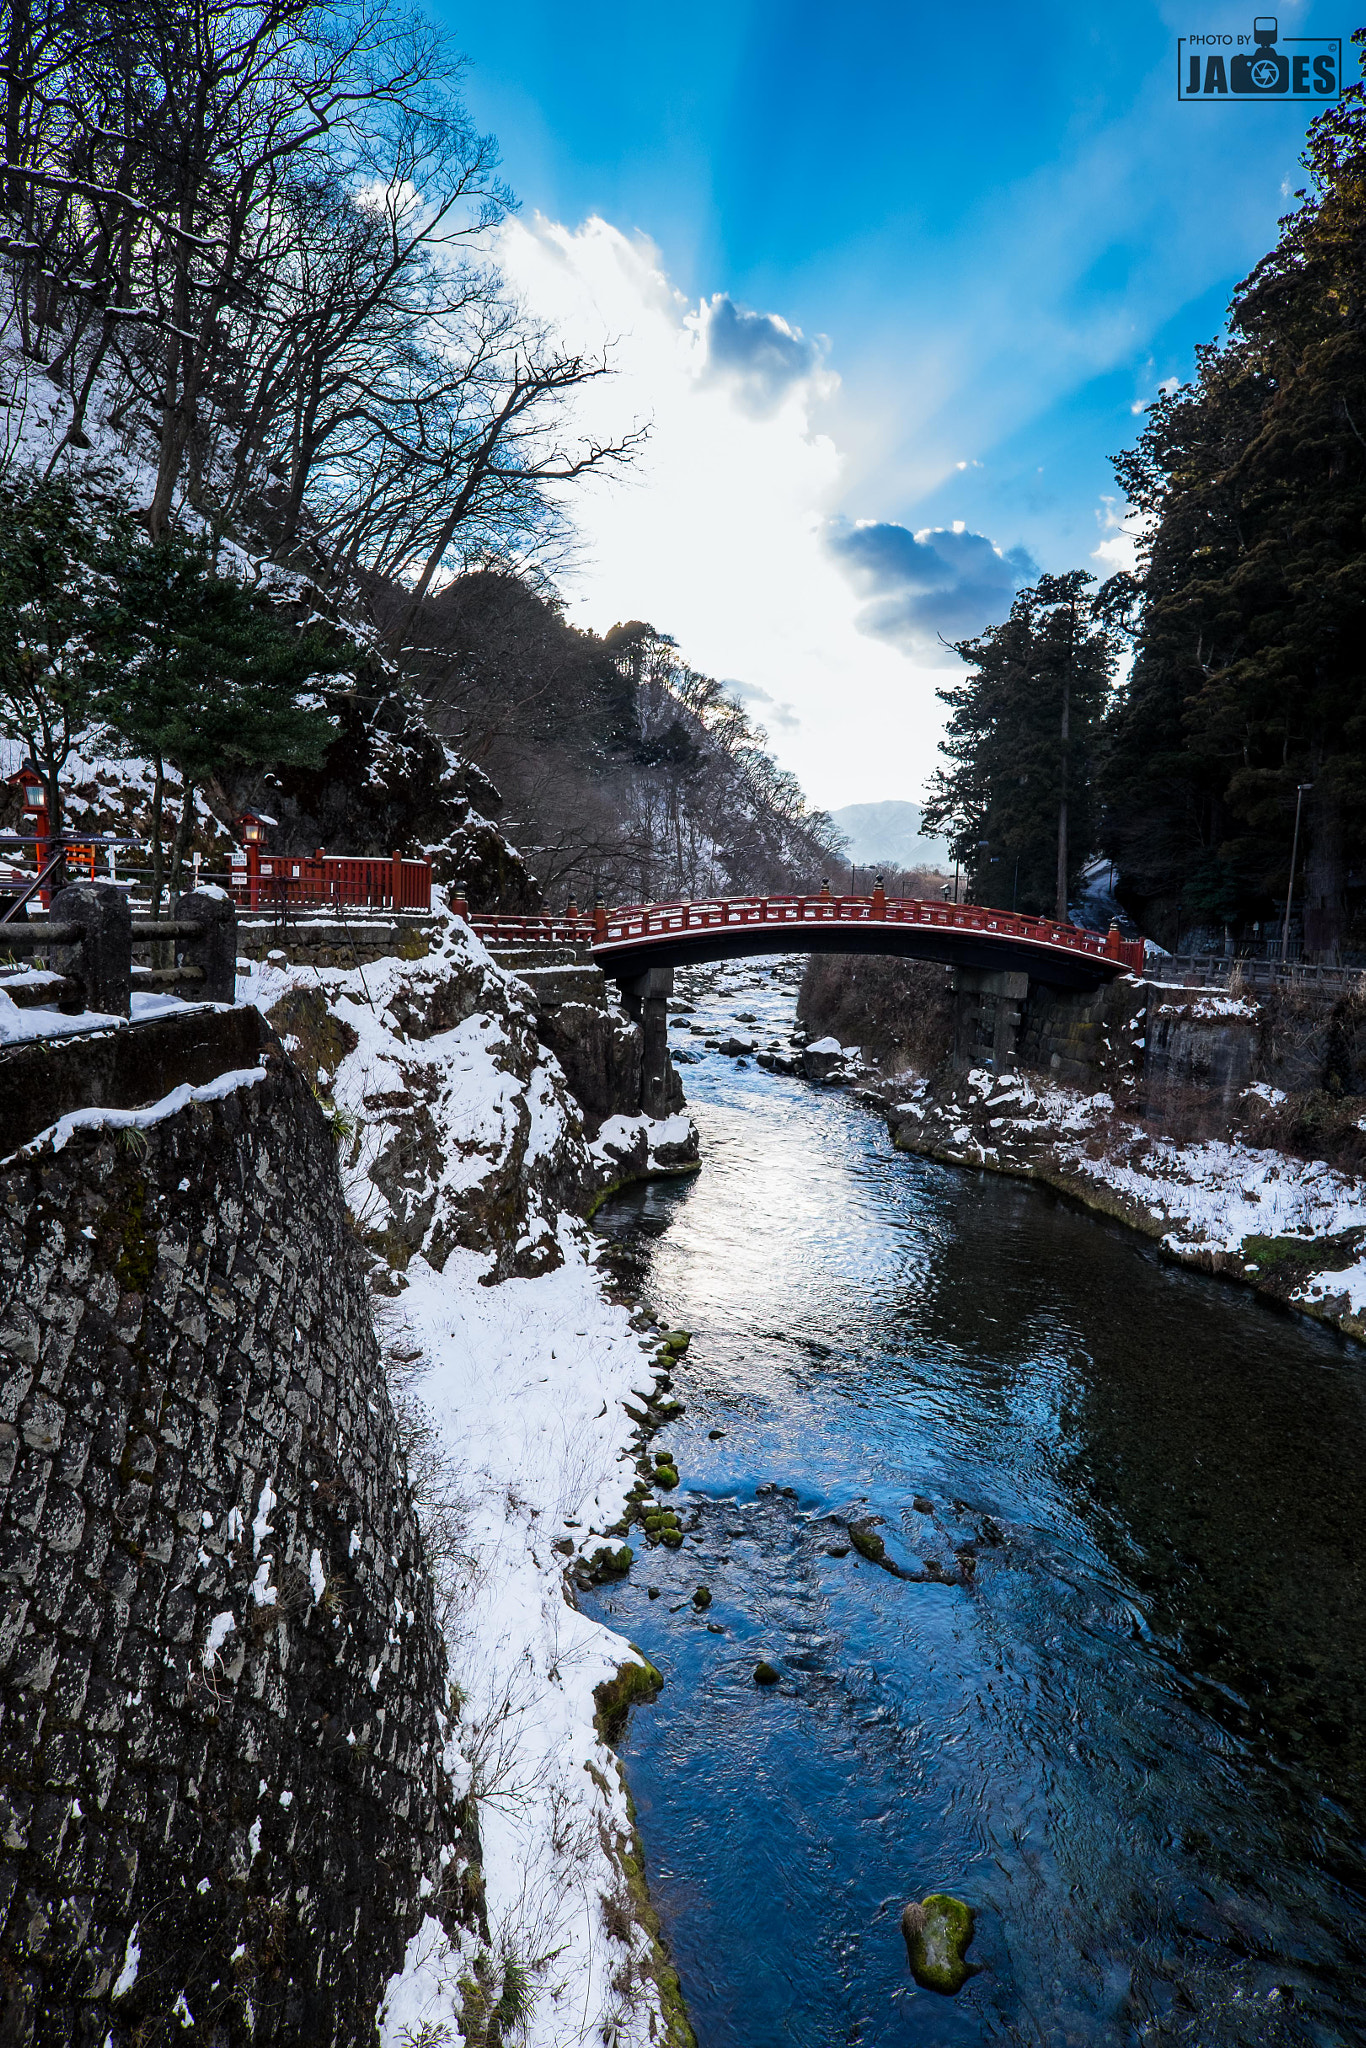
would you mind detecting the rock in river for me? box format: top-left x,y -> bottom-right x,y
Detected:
901,1893 -> 975,1994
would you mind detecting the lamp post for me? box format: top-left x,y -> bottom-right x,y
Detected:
1280,782 -> 1313,965
240,811 -> 265,912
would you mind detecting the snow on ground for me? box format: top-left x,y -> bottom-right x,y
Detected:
376,1240 -> 670,2048
0,986 -> 228,1045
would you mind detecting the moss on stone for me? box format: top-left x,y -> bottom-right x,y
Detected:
848,1520 -> 886,1563
1242,1229 -> 1360,1272
753,1661 -> 780,1685
655,1465 -> 679,1490
593,1651 -> 664,1743
901,1893 -> 975,1994
266,986 -> 359,1081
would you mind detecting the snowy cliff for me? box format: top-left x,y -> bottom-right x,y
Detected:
247,908 -> 698,2046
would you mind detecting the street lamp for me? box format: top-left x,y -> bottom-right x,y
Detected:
1280,782 -> 1313,964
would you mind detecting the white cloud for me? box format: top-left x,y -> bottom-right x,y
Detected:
826,517 -> 1036,659
494,213 -> 994,810
723,678 -> 802,733
1091,495 -> 1150,575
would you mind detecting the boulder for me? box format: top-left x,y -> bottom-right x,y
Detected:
901,1894 -> 975,1994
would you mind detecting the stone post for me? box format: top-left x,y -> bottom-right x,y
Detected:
177,890 -> 238,1002
618,965 -> 674,1117
48,882 -> 132,1018
949,966 -> 1028,1072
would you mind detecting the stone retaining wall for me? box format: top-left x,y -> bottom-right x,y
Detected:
0,1052 -> 467,2046
0,1006 -> 269,1159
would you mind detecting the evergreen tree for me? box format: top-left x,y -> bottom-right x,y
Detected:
1102,31 -> 1366,956
923,572 -> 1116,919
0,473 -> 112,866
94,528 -> 343,905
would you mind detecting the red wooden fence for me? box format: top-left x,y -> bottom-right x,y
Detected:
230,846 -> 431,913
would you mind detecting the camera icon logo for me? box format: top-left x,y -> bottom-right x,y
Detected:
1178,14 -> 1340,102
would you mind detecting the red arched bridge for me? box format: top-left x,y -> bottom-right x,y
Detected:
457,887 -> 1145,989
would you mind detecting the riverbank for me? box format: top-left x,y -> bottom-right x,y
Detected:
792,950 -> 1366,1343
861,1063 -> 1366,1343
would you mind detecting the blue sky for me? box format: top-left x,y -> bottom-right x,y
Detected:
434,0 -> 1351,806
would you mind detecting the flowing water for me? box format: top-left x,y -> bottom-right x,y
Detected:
584,960 -> 1366,2048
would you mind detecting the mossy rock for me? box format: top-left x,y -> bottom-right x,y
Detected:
753,1661 -> 780,1686
589,1544 -> 634,1580
848,1520 -> 886,1563
654,1450 -> 673,1466
692,1585 -> 712,1610
662,1530 -> 684,1549
594,1652 -> 664,1742
266,985 -> 359,1080
901,1894 -> 975,1994
655,1466 -> 680,1491
662,1329 -> 691,1353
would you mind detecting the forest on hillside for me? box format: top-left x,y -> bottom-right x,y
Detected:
0,0 -> 840,909
924,30 -> 1366,960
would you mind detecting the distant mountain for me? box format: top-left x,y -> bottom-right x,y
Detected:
828,800 -> 948,872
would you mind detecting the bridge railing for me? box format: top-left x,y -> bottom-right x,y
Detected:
469,914 -> 597,946
460,892 -> 1146,974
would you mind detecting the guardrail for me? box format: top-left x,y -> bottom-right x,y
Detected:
1151,954 -> 1366,992
0,884 -> 236,1018
469,914 -> 597,947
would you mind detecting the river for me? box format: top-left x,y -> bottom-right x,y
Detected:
584,959 -> 1366,2048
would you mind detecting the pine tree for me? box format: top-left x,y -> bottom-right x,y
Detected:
923,572 -> 1116,919
94,528 -> 343,905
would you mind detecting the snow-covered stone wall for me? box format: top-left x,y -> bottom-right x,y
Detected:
0,1051 -> 468,2045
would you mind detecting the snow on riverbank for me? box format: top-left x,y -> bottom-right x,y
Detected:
885,1065 -> 1366,1339
241,910 -> 693,2045
376,1242 -> 678,2047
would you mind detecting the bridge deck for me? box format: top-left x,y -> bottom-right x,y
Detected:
463,894 -> 1144,990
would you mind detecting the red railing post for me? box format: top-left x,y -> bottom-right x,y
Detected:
594,894 -> 607,941
247,839 -> 260,913
871,876 -> 886,920
452,876 -> 469,921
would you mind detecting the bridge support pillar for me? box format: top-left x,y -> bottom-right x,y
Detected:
951,967 -> 1028,1073
617,966 -> 675,1118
